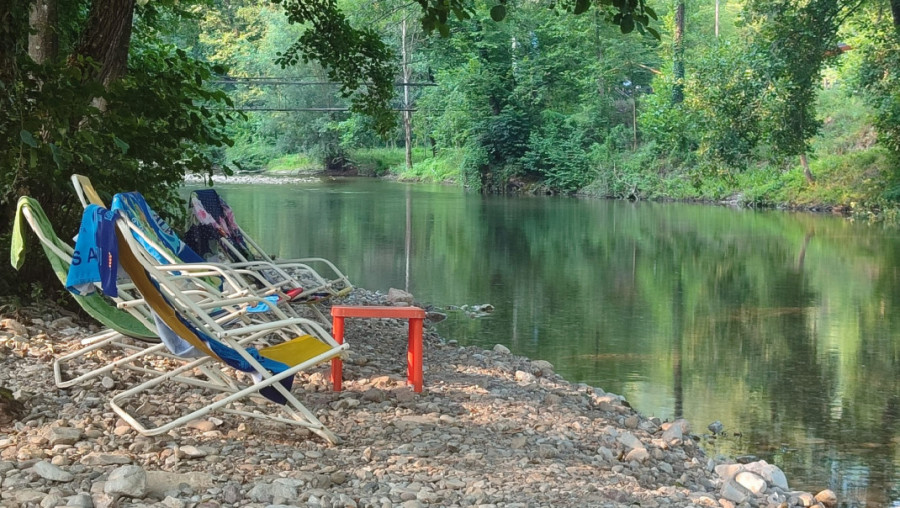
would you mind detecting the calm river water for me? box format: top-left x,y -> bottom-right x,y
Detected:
191,178 -> 900,506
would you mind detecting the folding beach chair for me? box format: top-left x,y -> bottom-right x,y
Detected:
97,205 -> 347,443
186,188 -> 353,301
10,196 -> 161,388
14,197 -> 254,390
71,175 -> 327,322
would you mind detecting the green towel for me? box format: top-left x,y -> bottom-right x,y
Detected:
11,196 -> 158,341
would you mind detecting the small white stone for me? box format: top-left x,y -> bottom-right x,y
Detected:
735,471 -> 767,495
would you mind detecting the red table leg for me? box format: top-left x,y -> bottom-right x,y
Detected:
331,316 -> 344,391
408,317 -> 424,392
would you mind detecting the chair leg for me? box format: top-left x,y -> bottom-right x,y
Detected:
109,345 -> 347,443
53,331 -> 164,388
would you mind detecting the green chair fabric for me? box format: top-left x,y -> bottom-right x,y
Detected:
11,196 -> 158,342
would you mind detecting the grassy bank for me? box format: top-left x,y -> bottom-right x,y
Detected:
254,90 -> 898,222
264,143 -> 897,220
265,147 -> 465,183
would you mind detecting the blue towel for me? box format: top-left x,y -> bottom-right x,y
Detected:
66,205 -> 121,297
111,192 -> 205,265
152,313 -> 203,359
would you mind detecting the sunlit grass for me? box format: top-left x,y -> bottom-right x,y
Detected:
266,153 -> 319,172
350,147 -> 463,183
402,149 -> 464,183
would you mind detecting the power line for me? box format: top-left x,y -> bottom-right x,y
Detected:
213,78 -> 436,87
236,107 -> 418,112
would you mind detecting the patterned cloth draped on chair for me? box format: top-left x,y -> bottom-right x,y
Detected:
185,189 -> 253,263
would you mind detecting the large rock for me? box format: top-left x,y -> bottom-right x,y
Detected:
714,463 -> 744,481
514,371 -> 535,384
744,460 -> 789,491
625,447 -> 650,462
248,482 -> 286,503
14,489 -> 45,504
33,460 -> 74,482
815,489 -> 838,508
145,471 -> 214,498
104,465 -> 148,498
531,360 -> 554,376
81,452 -> 132,466
617,431 -> 643,449
65,493 -> 93,507
721,478 -> 752,504
47,427 -> 83,447
734,471 -> 767,495
661,423 -> 683,446
387,288 -> 414,304
175,445 -> 208,459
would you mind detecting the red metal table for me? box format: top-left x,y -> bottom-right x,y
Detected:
330,305 -> 426,392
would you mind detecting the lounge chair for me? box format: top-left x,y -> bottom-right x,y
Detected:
92,204 -> 347,443
185,188 -> 353,301
71,175 -> 329,323
14,197 -> 255,389
10,196 -> 161,387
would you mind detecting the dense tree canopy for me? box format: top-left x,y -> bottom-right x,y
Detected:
3,0 -> 900,300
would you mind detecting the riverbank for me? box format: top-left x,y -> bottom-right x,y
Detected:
194,147 -> 900,225
0,288 -> 837,507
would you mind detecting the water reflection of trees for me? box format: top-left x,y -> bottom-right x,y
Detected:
220,183 -> 900,504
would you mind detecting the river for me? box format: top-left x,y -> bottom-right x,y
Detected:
187,177 -> 900,506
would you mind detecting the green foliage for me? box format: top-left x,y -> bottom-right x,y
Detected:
521,112 -> 595,193
273,0 -> 397,133
810,86 -> 877,156
351,147 -> 413,176
688,41 -> 765,166
267,153 -> 318,172
0,25 -> 234,299
160,0 -> 900,215
410,0 -> 658,37
402,148 -> 464,182
460,141 -> 490,192
638,76 -> 698,154
855,17 -> 900,176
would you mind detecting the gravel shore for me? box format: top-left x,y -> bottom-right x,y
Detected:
0,288 -> 836,508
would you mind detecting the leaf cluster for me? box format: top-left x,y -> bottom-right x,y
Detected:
856,20 -> 900,163
0,41 -> 235,298
273,0 -> 397,133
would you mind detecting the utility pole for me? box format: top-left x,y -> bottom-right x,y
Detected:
401,16 -> 413,171
673,0 -> 685,104
715,0 -> 719,38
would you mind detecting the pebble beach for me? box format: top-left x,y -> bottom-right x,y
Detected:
0,288 -> 839,508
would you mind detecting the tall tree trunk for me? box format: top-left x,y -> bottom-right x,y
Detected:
672,0 -> 685,104
714,0 -> 719,38
632,94 -> 637,151
401,16 -> 412,172
72,0 -> 136,86
28,0 -> 58,63
892,0 -> 900,29
800,152 -> 815,184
